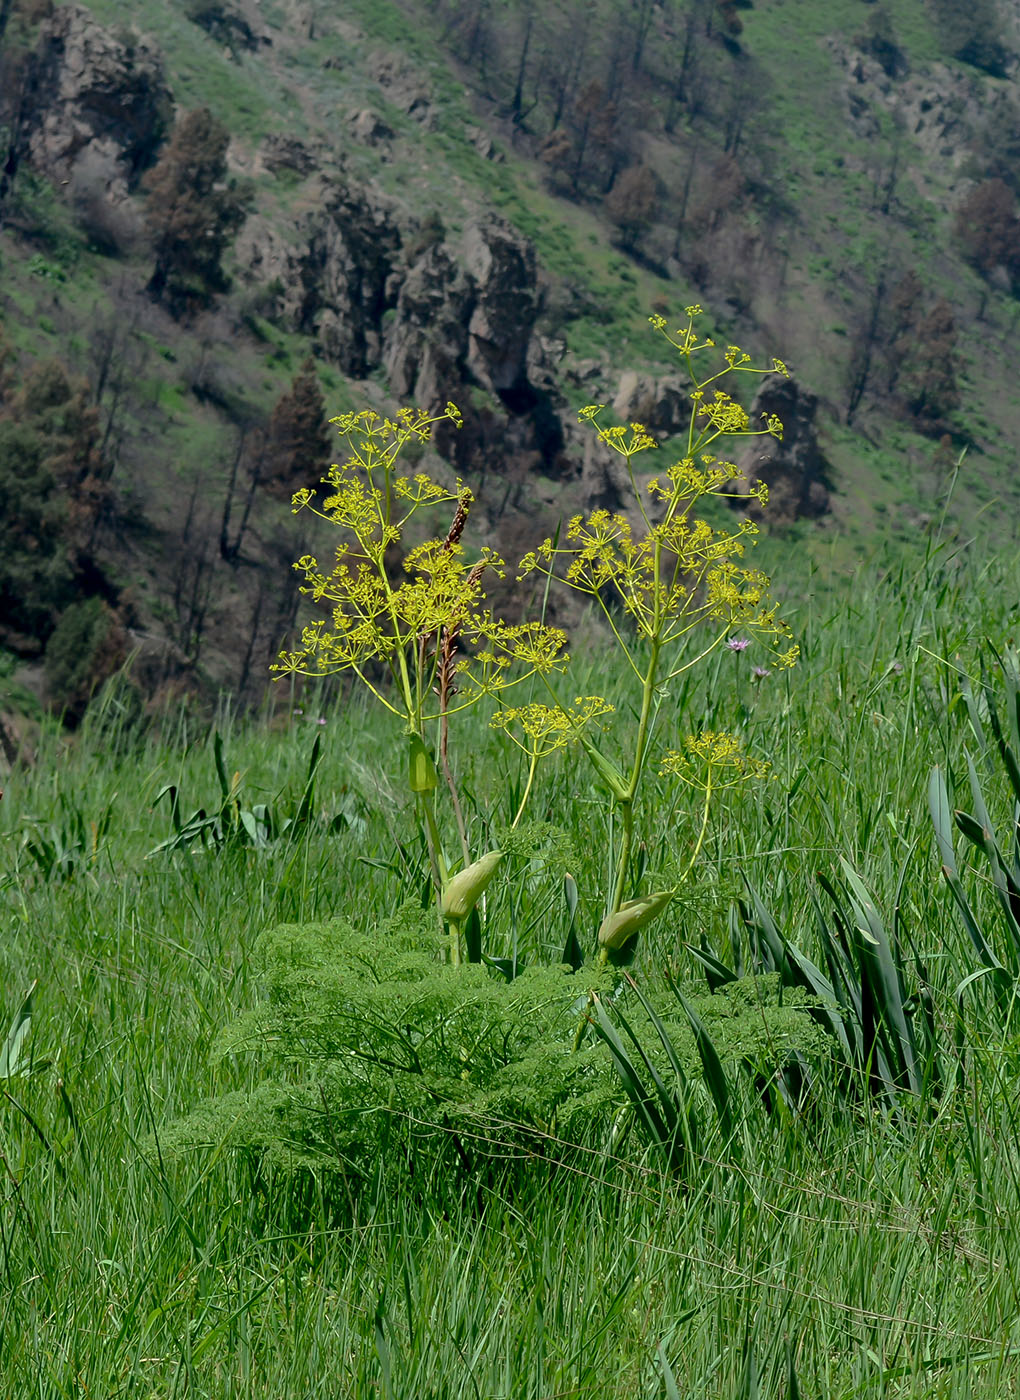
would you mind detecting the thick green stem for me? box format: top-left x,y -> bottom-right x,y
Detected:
610,801 -> 634,915
609,639 -> 661,915
448,916 -> 463,967
684,778 -> 713,882
571,990 -> 595,1052
419,791 -> 449,953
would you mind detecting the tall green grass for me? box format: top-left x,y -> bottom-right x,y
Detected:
3,538 -> 1020,1396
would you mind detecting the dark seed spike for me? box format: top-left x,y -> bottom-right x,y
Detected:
442,494 -> 471,551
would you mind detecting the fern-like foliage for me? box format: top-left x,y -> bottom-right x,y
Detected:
156,905 -> 828,1203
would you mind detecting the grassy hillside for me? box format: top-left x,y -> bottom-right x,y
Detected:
4,540 -> 1020,1394
2,0 -> 1020,722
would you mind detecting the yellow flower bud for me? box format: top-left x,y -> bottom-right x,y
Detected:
441,850 -> 504,922
597,889 -> 676,952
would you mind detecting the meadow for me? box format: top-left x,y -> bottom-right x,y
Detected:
3,517 -> 1020,1398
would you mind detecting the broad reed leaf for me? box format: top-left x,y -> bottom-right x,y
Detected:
292,731 -> 322,829
665,978 -> 735,1144
624,973 -> 698,1158
928,766 -> 957,873
1,981 -> 35,1079
838,858 -> 920,1097
562,872 -> 584,971
213,730 -> 231,802
658,1344 -> 682,1400
590,994 -> 671,1149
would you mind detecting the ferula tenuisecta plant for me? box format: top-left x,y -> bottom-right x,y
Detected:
275,309 -> 796,977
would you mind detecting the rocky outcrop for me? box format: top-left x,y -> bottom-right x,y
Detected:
384,243 -> 472,405
824,36 -> 982,202
298,183 -> 403,377
462,218 -> 539,394
25,5 -> 171,191
732,374 -> 831,523
233,216 -> 307,322
348,109 -> 394,146
464,126 -> 504,162
611,371 -> 690,439
369,51 -> 434,126
236,192 -> 564,474
383,220 -> 566,476
235,180 -> 404,375
379,215 -> 544,406
257,134 -> 318,176
185,0 -> 272,55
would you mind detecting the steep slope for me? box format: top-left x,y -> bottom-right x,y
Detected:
1,0 -> 1019,720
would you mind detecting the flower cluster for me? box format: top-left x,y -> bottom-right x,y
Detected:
661,731 -> 771,789
273,402 -> 567,720
490,696 -> 615,759
519,307 -> 799,677
520,507 -> 795,663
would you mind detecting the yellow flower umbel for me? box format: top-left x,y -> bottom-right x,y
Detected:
490,696 -> 615,826
273,402 -> 568,958
275,406 -> 567,722
520,307 -> 797,977
661,730 -> 771,880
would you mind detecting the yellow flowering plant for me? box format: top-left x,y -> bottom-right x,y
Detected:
273,404 -> 568,963
519,306 -> 796,980
158,315 -> 813,1195
273,311 -> 794,982
171,309 -> 811,1192
490,696 -> 615,827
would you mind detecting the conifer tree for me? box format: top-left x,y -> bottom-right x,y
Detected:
953,180 -> 1020,283
0,361 -> 109,643
264,358 -> 331,495
144,107 -> 247,307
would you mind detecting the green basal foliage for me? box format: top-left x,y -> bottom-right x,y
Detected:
159,907 -> 828,1201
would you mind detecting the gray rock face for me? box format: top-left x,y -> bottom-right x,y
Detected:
369,51 -> 434,126
185,0 -> 272,55
384,243 -> 472,405
611,371 -> 690,439
298,183 -> 403,377
381,216 -> 542,406
25,4 -> 171,193
733,374 -> 831,523
235,181 -> 404,377
233,215 -> 306,321
258,134 -> 318,175
462,218 -> 539,393
348,109 -> 394,146
235,191 -> 563,476
824,35 -> 983,206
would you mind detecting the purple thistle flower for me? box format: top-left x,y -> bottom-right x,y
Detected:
727,637 -> 751,652
752,665 -> 771,680
317,717 -> 328,725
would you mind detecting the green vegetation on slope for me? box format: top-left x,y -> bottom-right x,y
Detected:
3,535 -> 1020,1393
